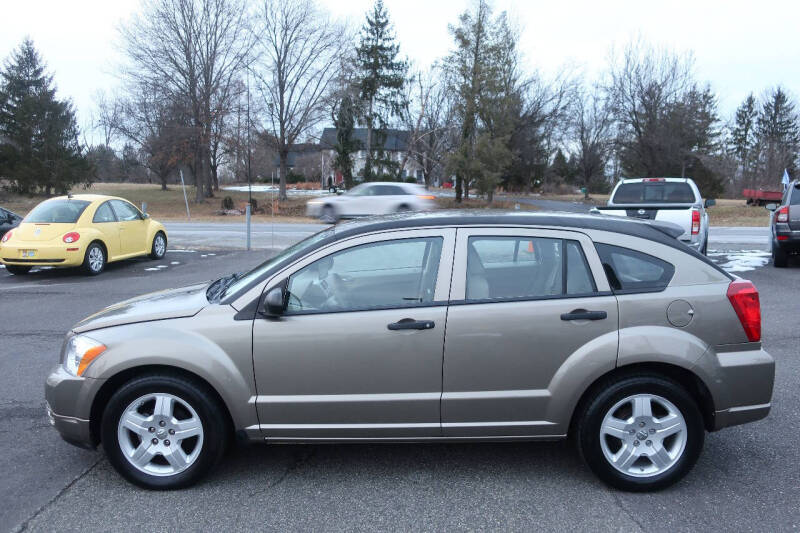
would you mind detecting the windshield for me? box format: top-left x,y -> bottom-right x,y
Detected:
612,182 -> 696,204
24,200 -> 91,223
221,226 -> 336,300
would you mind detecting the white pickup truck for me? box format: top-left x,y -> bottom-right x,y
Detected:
593,177 -> 715,255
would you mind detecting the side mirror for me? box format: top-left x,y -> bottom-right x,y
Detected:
704,199 -> 716,208
143,213 -> 150,219
262,285 -> 287,317
765,203 -> 777,212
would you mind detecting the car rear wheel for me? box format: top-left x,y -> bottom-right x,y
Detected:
101,374 -> 228,490
576,374 -> 704,492
149,232 -> 167,260
82,242 -> 106,276
5,265 -> 31,275
772,240 -> 788,268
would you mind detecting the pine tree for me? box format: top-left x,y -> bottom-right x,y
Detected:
0,39 -> 90,194
756,87 -> 800,183
730,94 -> 758,190
355,0 -> 407,180
332,93 -> 360,189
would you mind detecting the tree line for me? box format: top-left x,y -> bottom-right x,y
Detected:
1,0 -> 798,202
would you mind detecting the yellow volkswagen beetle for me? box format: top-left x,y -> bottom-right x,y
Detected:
0,194 -> 167,276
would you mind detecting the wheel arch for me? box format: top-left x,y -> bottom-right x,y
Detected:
567,362 -> 716,436
89,364 -> 235,446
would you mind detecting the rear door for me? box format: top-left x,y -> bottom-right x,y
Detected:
441,227 -> 619,437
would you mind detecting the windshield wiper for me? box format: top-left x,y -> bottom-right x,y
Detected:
215,272 -> 242,301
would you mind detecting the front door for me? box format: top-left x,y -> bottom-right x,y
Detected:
110,200 -> 147,255
252,229 -> 456,439
442,228 -> 619,437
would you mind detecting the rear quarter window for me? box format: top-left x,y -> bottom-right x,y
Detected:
791,185 -> 800,205
595,243 -> 674,293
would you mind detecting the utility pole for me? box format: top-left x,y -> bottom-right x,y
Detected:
246,69 -> 252,207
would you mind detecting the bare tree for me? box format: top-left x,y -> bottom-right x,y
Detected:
252,0 -> 348,200
94,90 -> 123,148
119,0 -> 253,202
572,83 -> 614,197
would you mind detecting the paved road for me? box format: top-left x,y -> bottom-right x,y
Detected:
1,241 -> 796,532
165,219 -> 770,251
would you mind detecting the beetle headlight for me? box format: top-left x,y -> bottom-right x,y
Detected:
62,334 -> 106,376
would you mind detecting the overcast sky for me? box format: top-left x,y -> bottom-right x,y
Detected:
2,0 -> 799,144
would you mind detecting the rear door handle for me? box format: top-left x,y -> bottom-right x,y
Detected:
388,318 -> 435,330
560,309 -> 607,321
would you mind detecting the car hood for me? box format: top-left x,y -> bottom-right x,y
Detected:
72,282 -> 210,333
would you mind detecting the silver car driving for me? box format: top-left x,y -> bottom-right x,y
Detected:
45,211 -> 774,491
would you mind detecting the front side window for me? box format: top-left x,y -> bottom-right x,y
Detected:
465,236 -> 596,301
595,243 -> 674,292
24,200 -> 91,223
93,202 -> 117,223
110,200 -> 142,221
286,237 -> 443,313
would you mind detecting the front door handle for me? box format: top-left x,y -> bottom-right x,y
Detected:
560,309 -> 607,321
387,318 -> 435,330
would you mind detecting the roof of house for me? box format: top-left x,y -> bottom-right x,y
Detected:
319,128 -> 410,151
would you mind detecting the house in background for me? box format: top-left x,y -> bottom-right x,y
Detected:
319,127 -> 424,184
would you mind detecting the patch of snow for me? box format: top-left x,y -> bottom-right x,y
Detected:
157,265 -> 168,269
144,267 -> 160,271
170,261 -> 180,265
206,253 -> 216,256
200,254 -> 207,258
167,249 -> 197,253
714,249 -> 771,273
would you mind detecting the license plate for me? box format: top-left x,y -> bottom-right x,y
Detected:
19,250 -> 36,258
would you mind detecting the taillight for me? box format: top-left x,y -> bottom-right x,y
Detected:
727,280 -> 761,342
62,232 -> 80,244
417,195 -> 435,200
776,206 -> 789,223
1,230 -> 12,243
691,209 -> 701,235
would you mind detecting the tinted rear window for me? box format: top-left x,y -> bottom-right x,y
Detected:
791,185 -> 800,205
595,243 -> 674,293
612,182 -> 696,204
24,200 -> 91,223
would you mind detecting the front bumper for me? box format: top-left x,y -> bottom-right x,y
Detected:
45,364 -> 104,448
693,347 -> 775,430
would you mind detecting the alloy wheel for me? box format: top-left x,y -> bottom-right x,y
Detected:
599,393 -> 687,478
117,393 -> 204,477
88,246 -> 104,273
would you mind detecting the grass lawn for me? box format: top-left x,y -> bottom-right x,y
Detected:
0,183 -> 770,226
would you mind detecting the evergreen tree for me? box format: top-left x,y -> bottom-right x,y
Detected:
332,93 -> 360,188
730,93 -> 759,190
756,87 -> 799,183
0,39 -> 90,194
355,0 -> 408,180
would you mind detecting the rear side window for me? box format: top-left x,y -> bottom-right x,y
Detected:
612,182 -> 696,204
465,237 -> 597,301
595,243 -> 674,293
93,202 -> 117,223
110,200 -> 143,221
791,185 -> 800,205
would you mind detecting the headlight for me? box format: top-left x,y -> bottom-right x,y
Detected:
62,334 -> 106,376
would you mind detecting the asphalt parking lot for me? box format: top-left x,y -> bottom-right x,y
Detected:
1,235 -> 799,532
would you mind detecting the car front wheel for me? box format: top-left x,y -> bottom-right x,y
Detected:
101,374 -> 228,489
149,232 -> 167,260
576,374 -> 704,492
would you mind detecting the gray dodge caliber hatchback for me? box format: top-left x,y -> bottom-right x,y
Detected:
46,212 -> 774,491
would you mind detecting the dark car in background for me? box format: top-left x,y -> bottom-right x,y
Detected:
766,180 -> 800,267
0,207 -> 22,239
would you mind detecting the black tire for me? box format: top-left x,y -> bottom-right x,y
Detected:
5,265 -> 31,275
700,235 -> 708,256
772,240 -> 788,268
82,242 -> 106,276
101,373 -> 228,490
149,231 -> 167,260
396,204 -> 411,213
321,205 -> 338,224
575,373 -> 704,492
